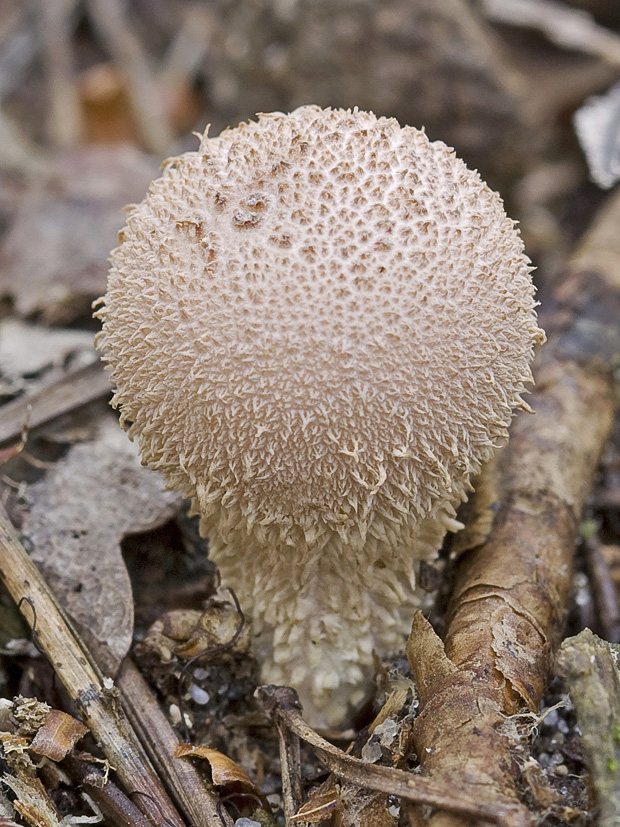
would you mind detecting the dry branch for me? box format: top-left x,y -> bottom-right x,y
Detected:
63,756 -> 154,827
269,692 -> 303,826
118,658 -> 233,827
38,0 -> 83,148
0,510 -> 186,827
86,0 -> 174,155
0,360 -> 110,447
256,685 -> 524,827
405,186 -> 620,824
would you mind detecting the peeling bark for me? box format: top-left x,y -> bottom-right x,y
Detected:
557,629 -> 620,826
406,187 -> 620,824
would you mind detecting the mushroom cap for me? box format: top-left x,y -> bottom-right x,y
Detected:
96,106 -> 544,723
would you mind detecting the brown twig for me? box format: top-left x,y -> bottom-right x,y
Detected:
63,756 -> 154,827
255,685 -> 526,827
159,3 -> 212,94
117,658 -> 232,827
406,181 -> 620,826
38,0 -> 83,149
0,509 -> 186,827
272,700 -> 303,825
0,359 -> 110,447
85,0 -> 174,155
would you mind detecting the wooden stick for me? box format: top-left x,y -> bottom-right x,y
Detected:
406,182 -> 620,827
0,360 -> 110,447
38,0 -> 83,148
256,686 -> 526,827
0,509 -> 186,827
86,0 -> 173,155
118,658 -> 233,827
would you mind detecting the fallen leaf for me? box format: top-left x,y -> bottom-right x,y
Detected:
0,321 -> 95,383
575,79 -> 620,189
0,146 -> 159,323
20,415 -> 183,676
481,0 -> 620,65
175,743 -> 270,811
290,789 -> 342,823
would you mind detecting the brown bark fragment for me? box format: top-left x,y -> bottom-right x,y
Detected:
406,186 -> 620,824
30,709 -> 88,762
256,685 -> 522,826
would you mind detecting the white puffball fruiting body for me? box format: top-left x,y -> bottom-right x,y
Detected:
96,106 -> 544,726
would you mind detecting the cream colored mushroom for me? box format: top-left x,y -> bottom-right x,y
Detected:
95,106 -> 544,727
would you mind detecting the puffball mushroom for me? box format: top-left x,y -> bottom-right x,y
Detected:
95,106 -> 544,727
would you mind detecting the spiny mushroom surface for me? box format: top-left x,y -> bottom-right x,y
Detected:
95,106 -> 544,727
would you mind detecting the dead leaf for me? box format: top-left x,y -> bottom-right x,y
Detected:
30,709 -> 88,762
139,595 -> 250,664
291,789 -> 342,823
368,685 -> 411,735
340,790 -> 398,827
575,79 -> 620,189
0,146 -> 158,324
481,0 -> 620,65
0,321 -> 95,385
175,743 -> 270,811
20,415 -> 183,676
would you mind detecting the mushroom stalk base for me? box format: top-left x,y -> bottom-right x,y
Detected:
204,505 -> 458,727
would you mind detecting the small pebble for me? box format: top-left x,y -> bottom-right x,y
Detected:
266,793 -> 283,811
190,684 -> 210,705
361,739 -> 382,763
543,708 -> 559,728
555,764 -> 569,777
235,819 -> 261,827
